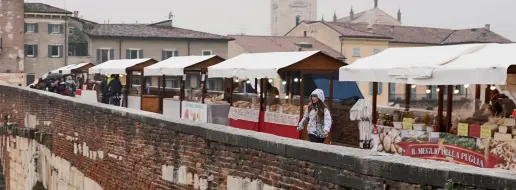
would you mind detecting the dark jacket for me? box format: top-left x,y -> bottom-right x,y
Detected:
106,78 -> 122,98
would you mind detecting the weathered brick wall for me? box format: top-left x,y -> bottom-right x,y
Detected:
0,85 -> 515,190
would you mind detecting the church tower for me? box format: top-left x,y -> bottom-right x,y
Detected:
271,0 -> 317,36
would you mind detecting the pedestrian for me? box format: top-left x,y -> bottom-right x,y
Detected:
65,76 -> 77,97
297,89 -> 332,143
106,74 -> 122,106
99,76 -> 109,104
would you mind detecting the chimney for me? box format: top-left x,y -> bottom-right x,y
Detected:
73,11 -> 78,18
350,7 -> 354,20
374,0 -> 378,8
485,24 -> 490,30
390,26 -> 394,33
397,9 -> 402,22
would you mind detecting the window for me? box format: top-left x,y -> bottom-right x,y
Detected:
49,24 -> 62,34
202,50 -> 212,56
165,76 -> 180,88
162,50 -> 178,60
127,49 -> 142,59
68,27 -> 75,35
206,78 -> 223,91
25,44 -> 38,57
49,45 -> 61,58
373,48 -> 380,55
101,49 -> 110,63
295,15 -> 301,25
352,48 -> 360,57
26,23 -> 36,33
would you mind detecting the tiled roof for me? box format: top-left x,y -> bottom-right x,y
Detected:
229,35 -> 345,59
322,22 -> 391,39
24,3 -> 72,14
83,23 -> 233,40
320,22 -> 511,44
336,8 -> 401,26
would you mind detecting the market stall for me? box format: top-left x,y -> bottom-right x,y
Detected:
89,58 -> 158,107
340,43 -> 516,172
209,51 -> 346,141
143,55 -> 229,125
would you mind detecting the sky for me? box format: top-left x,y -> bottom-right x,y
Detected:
25,0 -> 516,41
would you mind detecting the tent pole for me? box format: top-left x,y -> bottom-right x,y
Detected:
329,74 -> 334,110
159,75 -> 165,114
372,82 -> 378,125
260,79 -> 264,111
485,85 -> 491,103
140,72 -> 145,110
438,85 -> 444,132
475,84 -> 481,110
446,85 -> 453,133
405,84 -> 411,111
289,72 -> 293,103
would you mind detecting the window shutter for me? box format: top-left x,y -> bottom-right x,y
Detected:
34,24 -> 39,33
96,49 -> 101,63
34,45 -> 38,57
24,45 -> 28,57
48,24 -> 52,34
110,49 -> 114,60
60,24 -> 64,34
59,45 -> 63,58
24,23 -> 27,33
174,50 -> 179,57
48,45 -> 52,57
161,50 -> 166,60
378,82 -> 383,95
138,50 -> 143,58
125,49 -> 130,59
411,87 -> 416,99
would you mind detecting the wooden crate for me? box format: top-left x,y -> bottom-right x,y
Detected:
142,95 -> 160,113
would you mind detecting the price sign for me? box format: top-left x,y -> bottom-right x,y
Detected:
402,118 -> 413,130
457,123 -> 469,136
480,124 -> 492,139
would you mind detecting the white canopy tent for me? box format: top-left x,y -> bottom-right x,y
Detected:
339,43 -> 490,85
144,55 -> 216,76
208,51 -> 320,79
59,62 -> 92,75
89,59 -> 153,75
42,64 -> 78,79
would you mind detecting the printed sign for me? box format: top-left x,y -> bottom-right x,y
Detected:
480,125 -> 492,139
181,101 -> 208,123
457,123 -> 469,136
402,118 -> 413,130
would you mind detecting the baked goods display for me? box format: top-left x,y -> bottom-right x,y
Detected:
233,101 -> 260,109
268,104 -> 301,115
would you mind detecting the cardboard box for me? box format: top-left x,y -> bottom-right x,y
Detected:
504,118 -> 516,127
469,124 -> 480,138
499,126 -> 508,134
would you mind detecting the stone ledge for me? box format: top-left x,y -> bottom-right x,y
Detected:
9,85 -> 516,189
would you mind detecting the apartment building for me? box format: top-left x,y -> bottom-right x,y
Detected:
24,3 -> 72,84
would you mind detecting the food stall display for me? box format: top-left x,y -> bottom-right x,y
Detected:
209,51 -> 346,141
340,43 -> 516,172
89,58 -> 158,107
143,55 -> 228,125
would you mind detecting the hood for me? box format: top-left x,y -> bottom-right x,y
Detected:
311,89 -> 325,102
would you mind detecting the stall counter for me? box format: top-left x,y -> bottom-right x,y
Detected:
163,98 -> 181,120
127,95 -> 141,110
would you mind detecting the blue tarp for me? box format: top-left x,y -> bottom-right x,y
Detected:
311,73 -> 363,101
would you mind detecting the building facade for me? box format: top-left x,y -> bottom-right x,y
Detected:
24,3 -> 72,84
0,0 -> 26,86
271,0 -> 317,36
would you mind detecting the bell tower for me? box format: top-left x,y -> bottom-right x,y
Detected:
271,0 -> 317,36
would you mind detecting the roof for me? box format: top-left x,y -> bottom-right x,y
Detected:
144,55 -> 217,76
83,21 -> 233,40
318,22 -> 512,44
24,3 -> 72,14
209,51 -> 345,79
339,43 -> 516,85
336,8 -> 401,26
228,35 -> 345,59
89,59 -> 155,75
339,43 -> 489,84
70,17 -> 98,25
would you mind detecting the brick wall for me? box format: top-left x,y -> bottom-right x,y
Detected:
0,85 -> 515,190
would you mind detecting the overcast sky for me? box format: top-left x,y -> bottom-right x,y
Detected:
26,0 -> 516,41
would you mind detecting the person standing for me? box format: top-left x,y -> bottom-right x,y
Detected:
65,76 -> 77,97
297,89 -> 332,143
106,74 -> 122,106
99,76 -> 108,104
